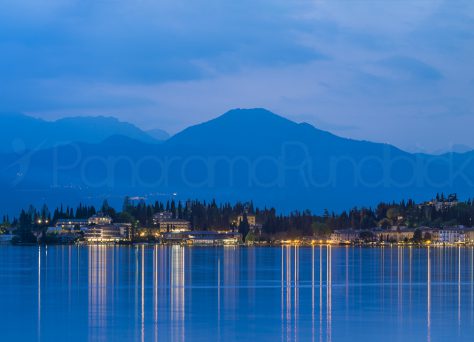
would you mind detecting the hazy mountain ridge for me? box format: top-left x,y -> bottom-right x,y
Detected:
0,108 -> 473,214
0,113 -> 167,153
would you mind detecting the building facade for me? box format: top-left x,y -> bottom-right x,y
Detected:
374,229 -> 414,242
162,231 -> 242,245
330,230 -> 360,243
55,219 -> 88,230
236,214 -> 256,226
158,219 -> 191,233
84,224 -> 131,242
153,211 -> 173,226
438,229 -> 465,244
88,213 -> 113,225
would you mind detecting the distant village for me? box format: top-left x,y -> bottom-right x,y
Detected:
1,193 -> 474,246
0,210 -> 246,246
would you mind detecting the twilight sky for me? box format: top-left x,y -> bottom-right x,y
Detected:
0,0 -> 473,153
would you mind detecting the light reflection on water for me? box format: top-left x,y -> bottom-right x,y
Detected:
0,246 -> 473,341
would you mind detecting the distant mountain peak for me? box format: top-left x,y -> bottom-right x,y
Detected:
216,108 -> 293,125
167,108 -> 299,147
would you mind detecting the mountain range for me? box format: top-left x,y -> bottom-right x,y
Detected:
1,108 -> 473,215
0,113 -> 167,154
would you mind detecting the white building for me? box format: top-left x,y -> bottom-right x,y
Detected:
84,224 -> 131,242
158,219 -> 191,233
56,219 -> 88,230
438,229 -> 465,244
88,213 -> 113,225
153,211 -> 173,226
330,230 -> 360,243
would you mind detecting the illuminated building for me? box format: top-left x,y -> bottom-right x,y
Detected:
84,224 -> 131,242
162,231 -> 241,245
236,214 -> 256,226
88,213 -> 113,225
152,211 -> 173,225
55,219 -> 88,230
438,228 -> 465,244
330,230 -> 360,243
158,219 -> 191,233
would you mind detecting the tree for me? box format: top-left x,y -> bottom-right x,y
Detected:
312,222 -> 331,237
359,231 -> 374,242
386,207 -> 400,226
245,230 -> 257,244
14,210 -> 37,244
413,229 -> 423,242
122,196 -> 132,214
238,213 -> 250,242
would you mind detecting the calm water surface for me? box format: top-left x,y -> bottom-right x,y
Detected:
0,245 -> 473,341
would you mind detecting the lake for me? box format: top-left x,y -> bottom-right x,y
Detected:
0,245 -> 473,341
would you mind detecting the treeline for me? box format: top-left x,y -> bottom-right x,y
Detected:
3,193 -> 474,240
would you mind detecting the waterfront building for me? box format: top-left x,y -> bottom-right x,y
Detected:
158,219 -> 191,233
438,228 -> 465,244
84,224 -> 131,242
55,219 -> 88,230
162,231 -> 241,245
374,229 -> 415,242
88,213 -> 113,225
330,230 -> 360,243
464,229 -> 474,244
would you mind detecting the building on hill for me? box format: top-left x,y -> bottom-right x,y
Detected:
418,193 -> 459,212
236,214 -> 256,226
88,213 -> 113,225
235,213 -> 262,234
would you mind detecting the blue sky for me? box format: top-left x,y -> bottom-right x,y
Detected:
0,0 -> 473,152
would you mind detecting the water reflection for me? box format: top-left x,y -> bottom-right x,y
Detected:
141,245 -> 145,342
2,246 -> 474,341
170,245 -> 185,342
88,246 -> 109,341
427,247 -> 431,342
153,246 -> 159,342
280,245 -> 333,341
326,246 -> 332,342
37,246 -> 41,341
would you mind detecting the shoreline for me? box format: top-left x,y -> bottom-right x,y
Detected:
4,241 -> 474,248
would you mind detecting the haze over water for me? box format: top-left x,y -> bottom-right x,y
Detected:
0,246 -> 473,341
